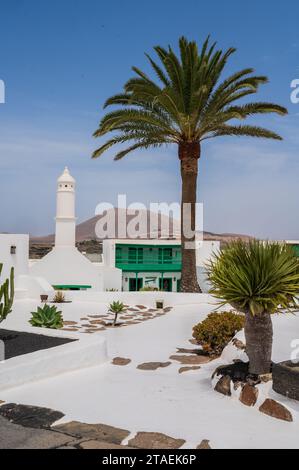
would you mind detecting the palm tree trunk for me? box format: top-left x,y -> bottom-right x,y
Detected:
245,312 -> 273,375
179,141 -> 201,293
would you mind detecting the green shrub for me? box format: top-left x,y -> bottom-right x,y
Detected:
192,311 -> 245,355
30,304 -> 63,329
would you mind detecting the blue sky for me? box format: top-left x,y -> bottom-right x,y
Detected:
0,0 -> 299,238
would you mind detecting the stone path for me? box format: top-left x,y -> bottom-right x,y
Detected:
0,403 -> 210,449
62,305 -> 173,334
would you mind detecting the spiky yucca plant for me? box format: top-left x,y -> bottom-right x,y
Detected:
207,240 -> 299,375
92,36 -> 287,293
30,304 -> 63,329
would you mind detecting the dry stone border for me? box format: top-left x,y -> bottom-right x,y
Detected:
213,363 -> 294,422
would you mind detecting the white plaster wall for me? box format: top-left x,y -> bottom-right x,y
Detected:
65,290 -> 212,306
99,265 -> 122,291
196,241 -> 220,266
0,234 -> 29,280
29,246 -> 104,290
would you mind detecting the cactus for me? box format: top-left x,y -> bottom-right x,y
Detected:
0,264 -> 14,323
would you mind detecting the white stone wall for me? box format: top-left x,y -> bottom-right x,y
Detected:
0,234 -> 29,281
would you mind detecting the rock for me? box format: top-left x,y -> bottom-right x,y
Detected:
0,404 -> 64,429
170,355 -> 210,365
79,440 -> 135,449
239,384 -> 258,407
137,362 -> 171,371
214,376 -> 231,396
259,399 -> 293,422
62,328 -> 79,332
135,305 -> 147,310
259,373 -> 272,383
179,366 -> 201,374
63,321 -> 77,326
233,381 -> 243,391
128,432 -> 185,449
197,440 -> 211,449
232,338 -> 246,350
112,357 -> 131,366
54,421 -> 130,444
212,362 -> 249,382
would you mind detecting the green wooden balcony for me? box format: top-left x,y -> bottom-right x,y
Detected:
115,244 -> 182,272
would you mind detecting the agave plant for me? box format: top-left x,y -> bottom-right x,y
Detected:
108,301 -> 126,326
207,240 -> 299,375
30,304 -> 64,329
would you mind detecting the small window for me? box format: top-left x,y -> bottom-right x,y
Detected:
10,245 -> 16,254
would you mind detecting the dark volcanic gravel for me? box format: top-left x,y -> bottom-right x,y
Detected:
0,329 -> 76,360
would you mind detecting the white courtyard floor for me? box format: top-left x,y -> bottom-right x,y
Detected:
1,300 -> 299,448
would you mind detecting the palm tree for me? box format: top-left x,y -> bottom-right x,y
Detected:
92,37 -> 287,293
207,240 -> 299,375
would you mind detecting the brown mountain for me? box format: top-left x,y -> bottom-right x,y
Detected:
30,209 -> 253,245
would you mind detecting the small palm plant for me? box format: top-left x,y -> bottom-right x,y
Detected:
53,291 -> 66,303
30,304 -> 64,329
207,240 -> 299,375
108,301 -> 126,326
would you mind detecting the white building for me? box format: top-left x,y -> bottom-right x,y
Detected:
103,238 -> 220,292
30,167 -> 121,291
0,234 -> 53,299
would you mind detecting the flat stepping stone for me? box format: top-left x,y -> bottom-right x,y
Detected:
128,432 -> 185,449
112,357 -> 131,366
79,440 -> 135,449
62,328 -> 78,332
63,321 -> 78,326
169,355 -> 210,365
127,308 -> 140,312
137,362 -> 171,371
0,403 -> 64,429
179,366 -> 201,374
54,421 -> 130,444
163,307 -> 173,313
89,320 -> 106,325
80,317 -> 89,321
135,305 -> 147,310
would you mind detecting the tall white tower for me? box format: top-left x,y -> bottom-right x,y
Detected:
55,167 -> 76,247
